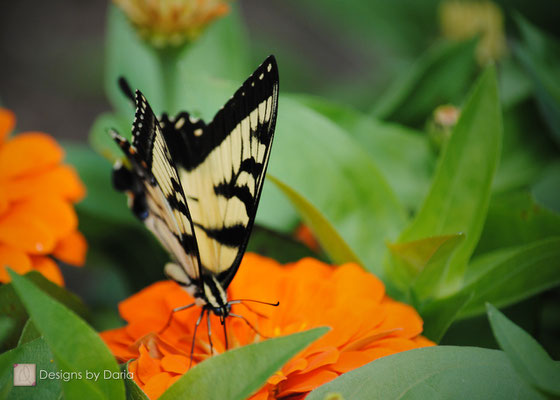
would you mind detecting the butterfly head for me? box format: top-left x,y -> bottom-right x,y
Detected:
200,275 -> 231,323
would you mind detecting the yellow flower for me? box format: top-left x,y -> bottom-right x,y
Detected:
439,0 -> 507,64
114,0 -> 230,47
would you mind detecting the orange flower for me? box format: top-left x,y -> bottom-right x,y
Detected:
113,0 -> 230,47
0,108 -> 87,285
102,253 -> 434,399
294,223 -> 321,253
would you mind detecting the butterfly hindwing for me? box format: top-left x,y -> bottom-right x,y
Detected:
158,56 -> 279,289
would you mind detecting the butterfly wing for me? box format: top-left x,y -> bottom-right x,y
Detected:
158,55 -> 279,289
111,92 -> 202,288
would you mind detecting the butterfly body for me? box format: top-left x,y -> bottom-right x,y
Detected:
111,56 -> 279,325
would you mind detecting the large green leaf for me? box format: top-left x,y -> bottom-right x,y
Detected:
0,338 -> 61,400
475,191 -> 560,256
160,328 -> 328,400
371,39 -> 478,127
398,66 -> 502,294
268,96 -> 406,275
295,94 -> 434,211
307,346 -> 543,400
514,15 -> 560,146
0,271 -> 88,353
386,234 -> 464,294
458,238 -> 560,318
8,271 -> 125,400
487,304 -> 560,396
269,175 -> 360,266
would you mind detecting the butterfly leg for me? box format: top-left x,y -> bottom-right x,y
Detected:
189,308 -> 205,369
206,310 -> 215,356
229,313 -> 270,339
158,302 -> 195,334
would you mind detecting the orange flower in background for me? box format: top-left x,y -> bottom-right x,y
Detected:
114,0 -> 230,47
102,253 -> 434,399
0,108 -> 87,285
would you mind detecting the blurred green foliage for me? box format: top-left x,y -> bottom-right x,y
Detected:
2,1 -> 560,399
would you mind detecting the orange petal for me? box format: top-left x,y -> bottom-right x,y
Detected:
137,344 -> 162,385
278,368 -> 338,397
331,350 -> 374,373
4,165 -> 86,203
300,347 -> 339,374
14,196 -> 77,240
31,256 -> 64,286
120,281 -> 186,323
413,335 -> 436,347
53,230 -> 87,266
377,300 -> 424,339
0,133 -> 64,180
160,354 -> 189,374
0,244 -> 32,282
143,372 -> 172,400
0,109 -> 15,143
0,209 -> 55,254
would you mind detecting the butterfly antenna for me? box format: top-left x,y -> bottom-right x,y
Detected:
189,308 -> 205,369
228,299 -> 279,319
159,302 -> 196,335
229,313 -> 270,339
118,77 -> 135,103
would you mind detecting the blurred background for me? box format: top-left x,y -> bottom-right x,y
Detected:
2,0 -> 559,141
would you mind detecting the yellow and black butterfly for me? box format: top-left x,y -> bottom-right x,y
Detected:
110,56 -> 279,354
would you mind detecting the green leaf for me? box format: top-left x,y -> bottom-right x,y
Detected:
308,346 -> 544,400
18,320 -> 41,346
0,338 -> 62,400
386,234 -> 464,293
420,291 -> 473,343
371,39 -> 478,127
487,304 -> 560,396
533,161 -> 560,214
7,270 -> 125,400
268,175 -> 361,266
0,271 -> 88,353
399,66 -> 502,294
295,94 -> 434,211
122,361 -> 149,400
458,238 -> 560,318
247,225 -> 324,264
160,327 -> 328,400
514,15 -> 560,146
270,96 -> 406,276
475,191 -> 560,256
64,142 -> 136,226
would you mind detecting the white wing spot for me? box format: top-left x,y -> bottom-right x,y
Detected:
138,122 -> 143,128
175,117 -> 186,129
251,82 -> 255,87
267,63 -> 272,72
259,73 -> 264,80
194,128 -> 203,136
189,115 -> 199,123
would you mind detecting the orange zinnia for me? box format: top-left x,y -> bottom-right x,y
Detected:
0,108 -> 87,285
102,253 -> 434,399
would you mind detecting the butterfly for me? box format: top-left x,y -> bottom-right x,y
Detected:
110,55 -> 279,355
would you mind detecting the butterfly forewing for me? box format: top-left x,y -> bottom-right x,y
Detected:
160,56 -> 279,288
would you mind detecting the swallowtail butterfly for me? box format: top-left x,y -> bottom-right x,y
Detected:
110,56 -> 279,352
